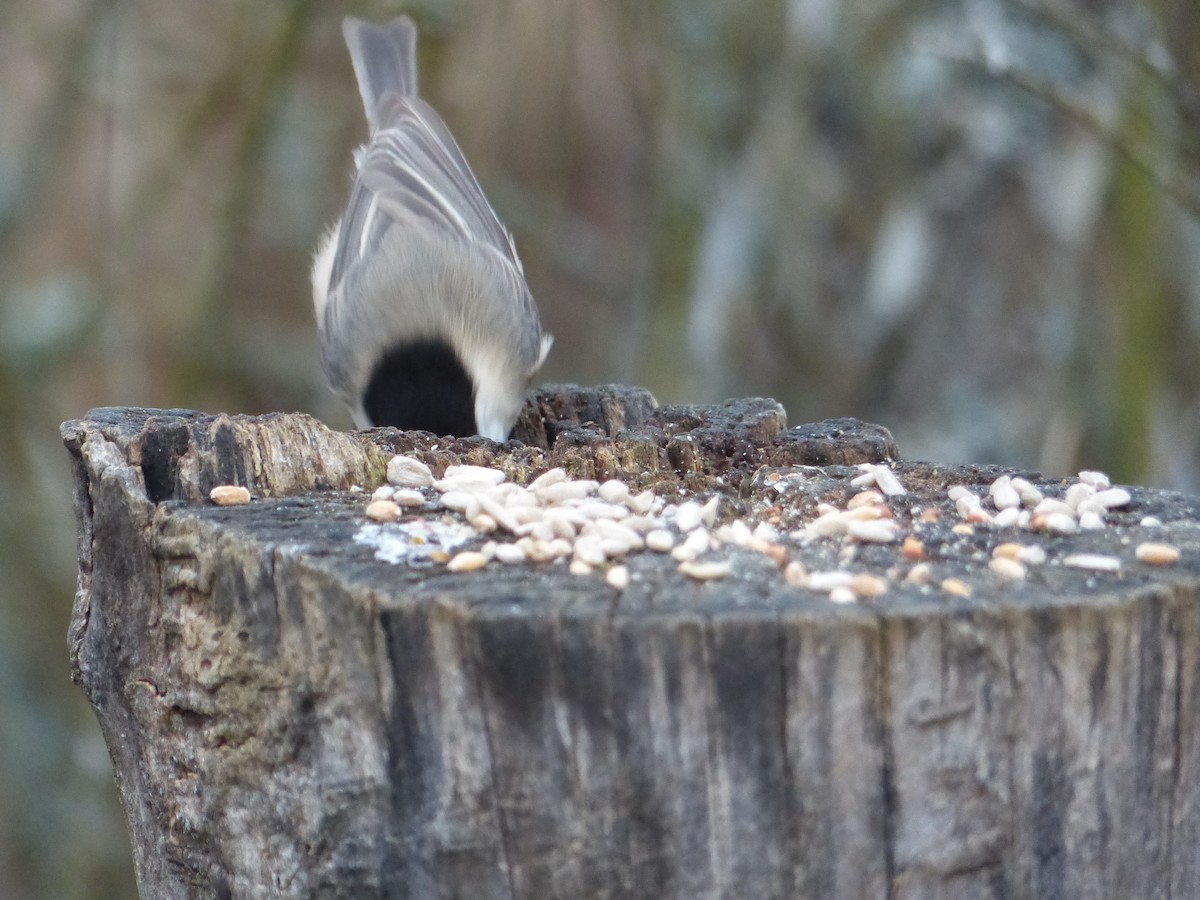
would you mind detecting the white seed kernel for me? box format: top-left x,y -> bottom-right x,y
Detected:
598,480 -> 630,503
1063,553 -> 1121,572
645,530 -> 675,552
387,456 -> 435,488
847,519 -> 898,544
989,557 -> 1027,581
784,561 -> 808,587
528,467 -> 568,490
493,543 -> 528,564
828,586 -> 858,604
1093,488 -> 1132,509
393,489 -> 425,508
606,565 -> 630,590
678,559 -> 731,580
1078,470 -> 1112,490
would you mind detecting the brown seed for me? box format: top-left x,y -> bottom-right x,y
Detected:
210,484 -> 251,506
364,499 -> 401,522
1135,543 -> 1180,566
850,574 -> 888,598
447,551 -> 489,572
941,578 -> 972,598
901,536 -> 925,560
784,560 -> 808,587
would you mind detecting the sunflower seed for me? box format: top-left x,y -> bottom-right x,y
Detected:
387,456 -> 434,488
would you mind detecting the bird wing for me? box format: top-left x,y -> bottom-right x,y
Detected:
326,95 -> 524,300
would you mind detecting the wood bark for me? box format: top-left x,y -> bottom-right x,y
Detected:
62,386 -> 1200,899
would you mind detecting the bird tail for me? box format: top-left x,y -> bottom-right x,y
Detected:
342,16 -> 419,132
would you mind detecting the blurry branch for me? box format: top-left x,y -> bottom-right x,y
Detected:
198,0 -> 320,321
0,0 -> 111,255
925,42 -> 1200,220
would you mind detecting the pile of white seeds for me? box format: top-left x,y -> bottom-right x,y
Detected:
347,456 -> 1186,598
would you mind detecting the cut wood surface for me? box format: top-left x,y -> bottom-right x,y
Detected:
62,385 -> 1200,899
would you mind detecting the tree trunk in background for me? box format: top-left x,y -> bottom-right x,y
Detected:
62,386 -> 1200,899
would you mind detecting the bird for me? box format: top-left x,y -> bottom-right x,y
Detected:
311,15 -> 551,441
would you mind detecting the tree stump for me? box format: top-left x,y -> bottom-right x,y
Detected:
62,385 -> 1200,899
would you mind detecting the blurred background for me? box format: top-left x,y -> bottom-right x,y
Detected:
1,0 -> 1197,895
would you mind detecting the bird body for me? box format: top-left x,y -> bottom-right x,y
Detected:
312,16 -> 550,440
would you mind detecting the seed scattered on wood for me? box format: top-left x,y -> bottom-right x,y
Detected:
535,480 -> 598,503
848,490 -> 884,510
989,477 -> 1021,511
1078,470 -> 1112,490
678,559 -> 731,581
210,485 -> 251,506
901,536 -> 925,560
850,573 -> 888,598
847,519 -> 898,544
493,543 -> 528,564
941,578 -> 972,598
1033,498 -> 1075,518
992,507 -> 1021,528
1092,488 -> 1132,509
1064,482 -> 1095,511
1063,553 -> 1121,572
371,485 -> 396,502
598,480 -> 630,504
469,514 -> 497,533
1135,543 -> 1180,566
1018,545 -> 1047,565
871,465 -> 908,497
645,529 -> 675,552
829,586 -> 858,604
387,456 -> 434,488
671,528 -> 712,562
1010,477 -> 1043,507
673,501 -> 705,533
906,563 -> 933,585
784,561 -> 808,587
447,551 -> 489,572
951,523 -> 975,536
1033,512 -> 1077,535
806,571 -> 856,592
989,557 -> 1026,581
364,499 -> 401,522
528,467 -> 568,490
606,565 -> 630,590
392,489 -> 425,507
625,490 -> 656,515
572,535 -> 607,567
1078,511 -> 1106,531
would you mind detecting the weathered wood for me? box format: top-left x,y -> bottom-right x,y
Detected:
62,386 -> 1200,899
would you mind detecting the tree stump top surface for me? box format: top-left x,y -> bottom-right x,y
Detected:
63,385 -> 1200,620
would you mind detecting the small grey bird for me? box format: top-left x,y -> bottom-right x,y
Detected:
311,16 -> 551,441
